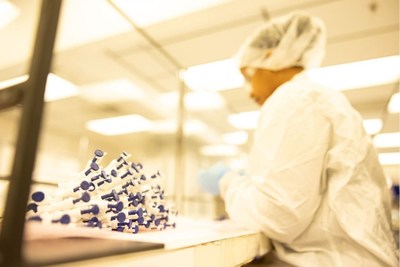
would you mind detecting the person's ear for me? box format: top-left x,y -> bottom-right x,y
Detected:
240,67 -> 255,82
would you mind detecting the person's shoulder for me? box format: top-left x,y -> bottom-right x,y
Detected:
285,73 -> 345,102
272,73 -> 325,104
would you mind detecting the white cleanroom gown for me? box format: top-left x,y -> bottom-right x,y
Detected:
220,73 -> 398,267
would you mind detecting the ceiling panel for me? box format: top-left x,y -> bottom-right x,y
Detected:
163,22 -> 261,66
325,31 -> 399,65
118,49 -> 178,79
0,0 -> 398,181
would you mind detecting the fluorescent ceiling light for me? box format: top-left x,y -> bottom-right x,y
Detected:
150,119 -> 220,143
222,131 -> 248,145
200,144 -> 239,157
80,79 -> 145,103
183,56 -> 399,92
156,91 -> 225,111
228,111 -> 260,130
388,92 -> 400,113
111,0 -> 230,27
184,91 -> 225,111
362,119 -> 382,135
45,73 -> 79,101
373,132 -> 400,148
150,119 -> 209,135
56,0 -> 132,51
0,74 -> 79,101
155,92 -> 177,109
0,75 -> 27,90
306,56 -> 400,91
0,0 -> 19,29
182,59 -> 244,91
378,152 -> 400,165
86,114 -> 151,135
227,157 -> 247,170
150,119 -> 177,134
184,120 -> 209,135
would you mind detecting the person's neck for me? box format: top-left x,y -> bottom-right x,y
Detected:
274,66 -> 304,86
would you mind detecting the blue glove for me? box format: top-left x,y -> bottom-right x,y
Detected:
197,162 -> 230,195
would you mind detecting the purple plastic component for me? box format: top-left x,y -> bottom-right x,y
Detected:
86,217 -> 102,229
94,149 -> 104,157
81,205 -> 100,215
73,180 -> 93,192
97,178 -> 112,187
121,168 -> 133,179
84,162 -> 99,175
122,180 -> 134,189
137,216 -> 145,224
26,203 -> 38,213
73,192 -> 91,204
132,225 -> 139,234
31,191 -> 45,202
158,205 -> 165,212
106,201 -> 124,213
52,214 -> 70,225
27,216 -> 42,222
111,212 -> 126,223
101,189 -> 119,201
118,188 -> 128,196
60,214 -> 71,224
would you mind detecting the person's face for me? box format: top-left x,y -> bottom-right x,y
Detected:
241,67 -> 278,106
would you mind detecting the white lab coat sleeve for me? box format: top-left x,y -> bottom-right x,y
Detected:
220,91 -> 331,244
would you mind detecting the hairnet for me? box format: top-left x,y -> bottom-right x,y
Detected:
235,11 -> 326,71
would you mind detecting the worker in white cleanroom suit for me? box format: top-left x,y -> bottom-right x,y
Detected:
216,11 -> 398,267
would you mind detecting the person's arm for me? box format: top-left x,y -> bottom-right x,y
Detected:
220,92 -> 331,243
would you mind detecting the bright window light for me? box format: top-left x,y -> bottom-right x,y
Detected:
306,56 -> 400,91
111,0 -> 230,27
200,144 -> 239,157
222,131 -> 248,145
388,92 -> 400,113
373,132 -> 400,148
86,114 -> 152,135
182,59 -> 244,91
228,111 -> 260,130
80,79 -> 145,103
0,0 -> 19,29
378,152 -> 400,165
363,119 -> 382,135
0,74 -> 79,101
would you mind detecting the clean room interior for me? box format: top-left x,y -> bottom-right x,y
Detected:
0,0 -> 398,266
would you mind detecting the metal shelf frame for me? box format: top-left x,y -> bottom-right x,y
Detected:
0,1 -> 62,266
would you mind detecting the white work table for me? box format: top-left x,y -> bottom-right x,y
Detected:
23,217 -> 269,267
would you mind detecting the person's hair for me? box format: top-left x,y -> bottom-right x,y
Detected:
235,11 -> 327,71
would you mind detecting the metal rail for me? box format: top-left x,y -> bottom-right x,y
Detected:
107,0 -> 188,214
